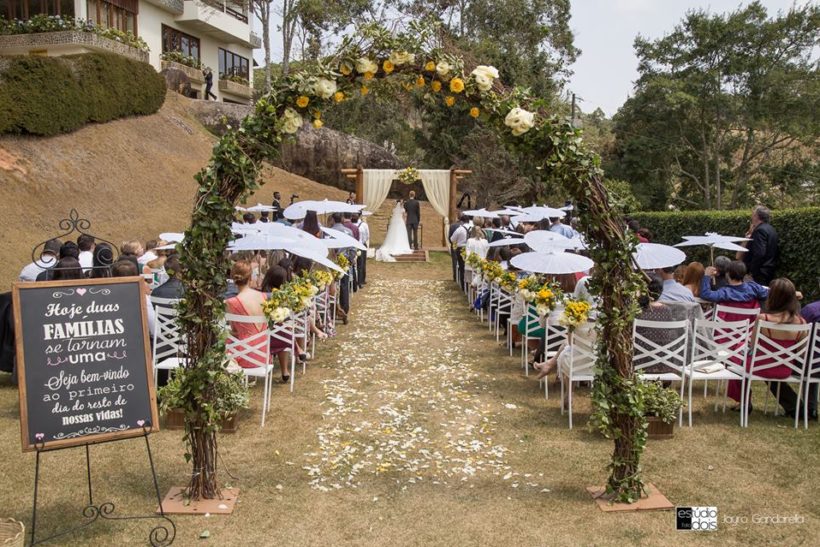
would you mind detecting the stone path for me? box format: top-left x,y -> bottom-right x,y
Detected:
303,277 -> 546,493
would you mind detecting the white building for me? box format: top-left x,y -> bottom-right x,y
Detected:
0,0 -> 260,103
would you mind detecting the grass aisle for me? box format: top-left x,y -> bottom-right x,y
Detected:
0,254 -> 818,545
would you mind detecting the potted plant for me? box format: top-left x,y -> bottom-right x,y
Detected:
642,381 -> 683,439
158,368 -> 249,433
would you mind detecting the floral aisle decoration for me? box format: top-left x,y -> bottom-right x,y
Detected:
333,253 -> 350,280
464,250 -> 484,271
517,275 -> 543,302
559,298 -> 591,332
533,286 -> 560,317
498,271 -> 518,292
397,166 -> 420,185
309,270 -> 334,290
479,260 -> 504,284
177,20 -> 650,504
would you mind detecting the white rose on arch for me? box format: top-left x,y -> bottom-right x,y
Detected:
281,108 -> 303,134
471,65 -> 499,91
436,60 -> 452,78
504,107 -> 535,136
389,51 -> 415,66
313,78 -> 337,99
355,57 -> 378,74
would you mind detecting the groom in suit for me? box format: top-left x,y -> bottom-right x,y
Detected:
404,191 -> 421,250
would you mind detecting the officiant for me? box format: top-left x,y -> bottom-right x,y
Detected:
404,191 -> 421,250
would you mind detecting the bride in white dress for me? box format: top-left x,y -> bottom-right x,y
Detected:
376,200 -> 413,262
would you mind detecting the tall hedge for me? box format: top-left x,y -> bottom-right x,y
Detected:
632,208 -> 820,300
0,53 -> 165,136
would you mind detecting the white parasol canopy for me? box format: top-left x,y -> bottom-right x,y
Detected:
159,232 -> 184,243
514,205 -> 567,220
283,199 -> 364,220
675,233 -> 750,253
525,230 -> 587,252
511,250 -> 593,274
488,236 -> 525,248
237,203 -> 276,213
633,243 -> 687,270
320,227 -> 367,251
463,208 -> 499,218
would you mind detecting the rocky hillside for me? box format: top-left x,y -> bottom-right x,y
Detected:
0,93 -> 444,289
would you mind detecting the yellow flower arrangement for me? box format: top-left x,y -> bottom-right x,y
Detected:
465,251 -> 483,270
333,253 -> 350,280
534,286 -> 560,316
449,77 -> 465,93
424,61 -> 436,71
339,63 -> 352,75
333,91 -> 345,103
431,80 -> 442,92
445,96 -> 456,107
383,60 -> 395,74
312,119 -> 323,129
360,86 -> 369,96
470,107 -> 480,118
296,95 -> 310,108
310,270 -> 334,289
363,71 -> 374,80
479,260 -> 504,283
560,299 -> 592,332
517,275 -> 542,302
499,271 -> 518,292
416,76 -> 425,87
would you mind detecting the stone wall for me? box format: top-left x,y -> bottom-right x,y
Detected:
0,31 -> 149,63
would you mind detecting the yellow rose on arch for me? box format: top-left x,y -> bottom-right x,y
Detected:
449,77 -> 465,93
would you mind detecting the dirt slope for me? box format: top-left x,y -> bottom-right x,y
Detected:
0,93 -> 444,290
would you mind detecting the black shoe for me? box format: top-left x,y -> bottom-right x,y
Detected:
282,375 -> 290,383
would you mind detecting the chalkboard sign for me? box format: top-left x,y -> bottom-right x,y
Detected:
13,277 -> 159,451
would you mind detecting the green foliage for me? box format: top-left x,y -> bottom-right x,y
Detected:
158,368 -> 249,421
642,382 -> 683,425
0,53 -> 165,136
609,2 -> 819,211
602,178 -> 640,214
632,207 -> 820,300
0,15 -> 150,51
161,50 -> 202,69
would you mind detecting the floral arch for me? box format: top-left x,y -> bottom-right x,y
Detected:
177,25 -> 647,503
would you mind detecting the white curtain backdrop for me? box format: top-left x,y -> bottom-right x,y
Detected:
362,169 -> 396,212
419,169 -> 451,223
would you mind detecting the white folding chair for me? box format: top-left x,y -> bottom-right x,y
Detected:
743,320 -> 811,429
559,329 -> 597,429
495,289 -> 514,343
520,304 -> 540,373
293,309 -> 310,374
149,297 -> 185,387
713,303 -> 761,333
684,319 -> 748,426
487,283 -> 498,332
632,319 -> 689,426
802,323 -> 820,429
537,323 -> 567,399
224,313 -> 275,426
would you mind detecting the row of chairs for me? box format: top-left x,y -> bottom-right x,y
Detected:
468,281 -> 820,430
149,285 -> 338,426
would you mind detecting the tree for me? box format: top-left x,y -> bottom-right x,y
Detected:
611,2 -> 819,210
251,0 -> 273,92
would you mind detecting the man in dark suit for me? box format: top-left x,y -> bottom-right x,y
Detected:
404,191 -> 421,250
737,205 -> 779,285
448,213 -> 463,281
271,192 -> 284,220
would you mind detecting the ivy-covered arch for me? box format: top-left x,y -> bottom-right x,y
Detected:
178,24 -> 647,503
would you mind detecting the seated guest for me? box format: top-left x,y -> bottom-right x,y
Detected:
139,240 -> 159,269
51,257 -> 83,281
242,212 -> 256,225
465,227 -> 489,277
712,255 -> 731,289
301,211 -> 322,239
36,242 -> 80,281
656,264 -> 696,303
635,273 -> 680,374
224,261 -> 281,376
77,234 -> 95,271
801,299 -> 820,421
111,259 -> 155,337
699,260 -> 768,321
151,254 -> 185,301
19,239 -> 61,281
726,279 -> 809,417
121,240 -> 144,260
682,262 -> 705,298
89,243 -> 115,278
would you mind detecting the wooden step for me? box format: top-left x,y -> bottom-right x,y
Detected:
393,250 -> 429,262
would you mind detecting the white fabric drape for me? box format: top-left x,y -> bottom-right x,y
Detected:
419,169 -> 451,223
362,169 -> 396,212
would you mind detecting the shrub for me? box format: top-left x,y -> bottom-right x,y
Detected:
0,15 -> 149,51
632,208 -> 820,300
0,53 -> 165,136
160,50 -> 201,69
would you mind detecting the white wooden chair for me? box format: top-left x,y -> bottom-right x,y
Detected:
495,288 -> 514,343
149,297 -> 185,387
559,329 -> 597,429
224,313 -> 275,426
684,319 -> 748,427
293,308 -> 310,375
743,320 -> 811,429
632,318 -> 690,426
802,323 -> 820,429
520,304 -> 540,374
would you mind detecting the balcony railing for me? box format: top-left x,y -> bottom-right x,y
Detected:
200,0 -> 248,23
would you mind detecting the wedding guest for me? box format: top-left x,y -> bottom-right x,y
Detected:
36,242 -> 80,281
89,243 -> 115,278
51,257 -> 83,281
259,265 -> 312,366
302,210 -> 322,238
726,278 -> 808,417
713,255 -> 732,289
139,240 -> 159,268
448,214 -> 465,282
121,240 -> 144,260
151,254 -> 185,301
800,299 -> 820,421
353,213 -> 369,287
19,238 -> 61,281
637,228 -> 652,243
465,227 -> 489,263
656,265 -> 696,303
635,273 -> 680,374
346,191 -> 357,205
111,259 -> 155,337
682,262 -> 705,298
259,211 -> 271,223
738,205 -> 779,285
550,216 -> 576,238
700,261 -> 768,321
77,234 -> 95,271
450,214 -> 470,289
271,191 -> 284,220
242,212 -> 256,225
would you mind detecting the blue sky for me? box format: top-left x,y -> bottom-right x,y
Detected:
567,0 -> 803,116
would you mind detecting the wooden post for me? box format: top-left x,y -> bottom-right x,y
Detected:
355,165 -> 364,205
448,168 -> 458,224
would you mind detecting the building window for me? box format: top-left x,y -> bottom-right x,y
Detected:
1,0 -> 74,19
218,48 -> 249,82
86,0 -> 138,34
161,24 -> 200,61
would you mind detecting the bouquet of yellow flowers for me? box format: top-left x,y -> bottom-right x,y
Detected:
291,276 -> 319,310
517,275 -> 542,302
397,166 -> 420,185
480,260 -> 504,283
465,252 -> 483,270
333,253 -> 350,280
533,285 -> 560,317
309,270 -> 333,290
560,298 -> 591,332
498,271 -> 518,292
262,286 -> 298,324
